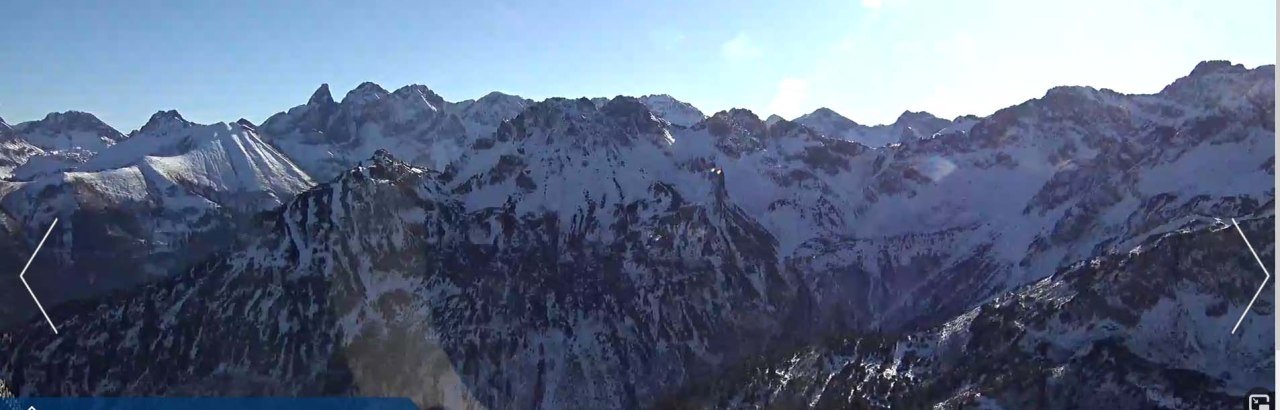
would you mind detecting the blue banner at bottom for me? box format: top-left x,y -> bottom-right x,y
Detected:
2,398 -> 419,410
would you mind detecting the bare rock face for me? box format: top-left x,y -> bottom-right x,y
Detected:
666,217 -> 1273,409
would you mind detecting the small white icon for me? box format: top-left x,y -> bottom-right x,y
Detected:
1250,393 -> 1273,410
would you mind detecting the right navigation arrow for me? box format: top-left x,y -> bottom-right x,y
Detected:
1230,217 -> 1271,335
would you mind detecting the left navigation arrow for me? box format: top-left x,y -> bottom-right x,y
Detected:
18,218 -> 59,334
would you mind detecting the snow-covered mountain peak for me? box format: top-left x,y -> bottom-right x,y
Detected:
890,109 -> 953,142
894,110 -> 942,124
12,111 -> 125,152
0,117 -> 317,316
759,117 -> 850,148
793,108 -> 861,134
446,94 -> 699,214
762,117 -> 818,138
342,81 -> 390,105
601,95 -> 665,123
465,91 -> 530,113
503,97 -> 592,132
804,107 -> 855,123
1039,85 -> 1114,102
390,84 -> 447,109
135,109 -> 194,138
495,96 -> 670,149
31,110 -> 116,131
475,90 -> 525,105
1159,61 -> 1274,111
261,81 -> 514,179
91,119 -> 246,166
1,111 -> 124,179
683,109 -> 771,157
33,109 -> 106,125
63,117 -> 315,212
1017,85 -> 1137,130
455,92 -> 533,135
1170,60 -> 1271,90
793,106 -> 956,146
638,94 -> 707,127
262,87 -> 335,134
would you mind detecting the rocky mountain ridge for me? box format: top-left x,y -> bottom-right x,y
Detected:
0,60 -> 1272,409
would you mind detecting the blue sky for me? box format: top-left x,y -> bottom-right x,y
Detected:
2,0 -> 1274,131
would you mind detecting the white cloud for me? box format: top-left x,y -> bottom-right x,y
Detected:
766,78 -> 810,118
861,0 -> 883,9
720,32 -> 763,62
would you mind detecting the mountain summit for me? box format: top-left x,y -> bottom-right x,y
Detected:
792,107 -> 961,147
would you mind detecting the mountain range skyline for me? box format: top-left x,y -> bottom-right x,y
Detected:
6,1 -> 1273,136
7,60 -> 1267,146
3,87 -> 964,135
